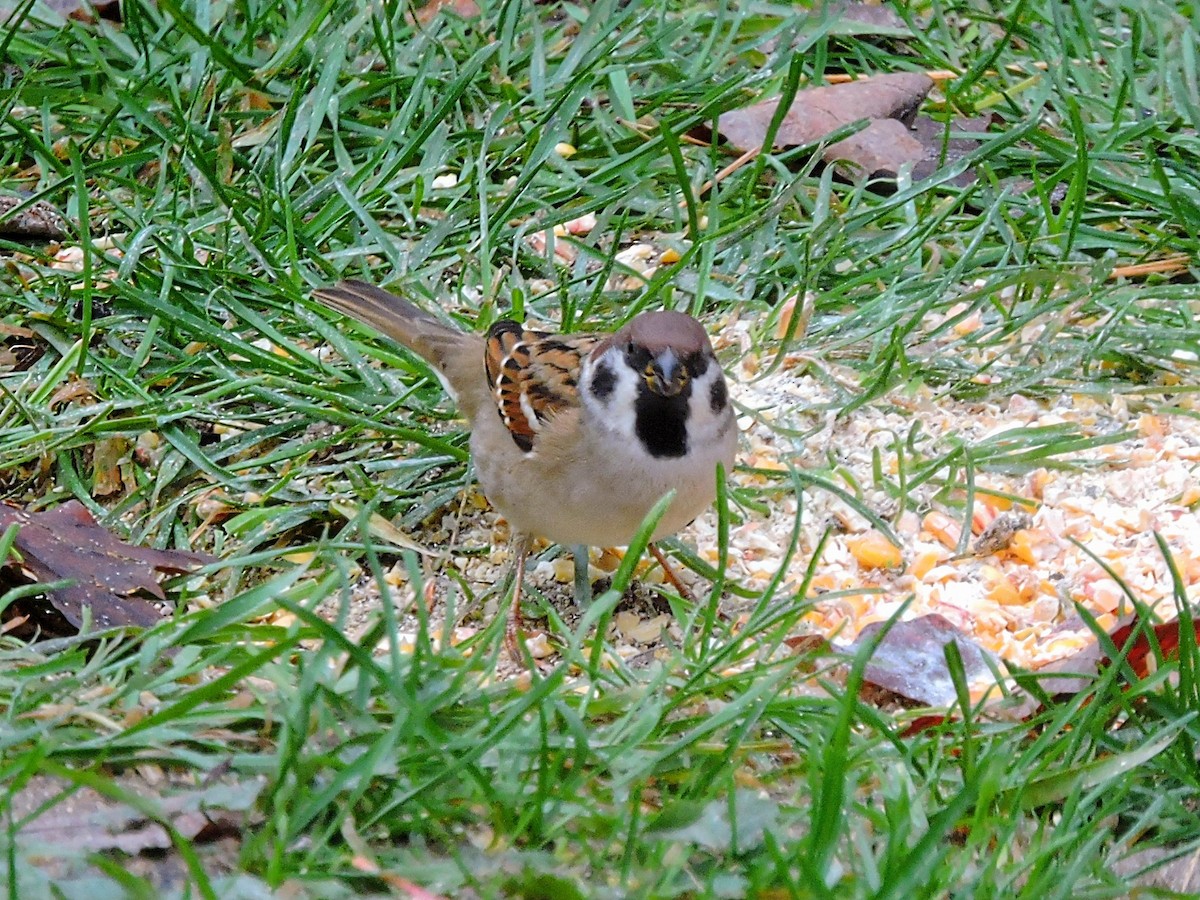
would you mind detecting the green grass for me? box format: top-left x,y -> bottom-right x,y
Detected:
2,0 -> 1200,896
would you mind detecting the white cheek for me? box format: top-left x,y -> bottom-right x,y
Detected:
581,349 -> 640,440
687,367 -> 728,435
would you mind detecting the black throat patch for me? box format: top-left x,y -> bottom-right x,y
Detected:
634,389 -> 690,458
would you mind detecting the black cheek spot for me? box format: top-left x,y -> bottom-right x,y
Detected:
590,362 -> 616,400
709,378 -> 727,415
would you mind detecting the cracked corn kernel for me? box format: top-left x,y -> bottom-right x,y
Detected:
909,549 -> 945,581
985,572 -> 1022,606
923,511 -> 962,550
847,532 -> 903,569
1008,529 -> 1040,564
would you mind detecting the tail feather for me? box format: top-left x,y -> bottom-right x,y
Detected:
311,279 -> 456,349
311,279 -> 485,415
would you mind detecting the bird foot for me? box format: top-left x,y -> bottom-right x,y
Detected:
572,544 -> 592,607
503,535 -> 535,665
649,542 -> 696,603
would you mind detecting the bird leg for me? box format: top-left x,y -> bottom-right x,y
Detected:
572,544 -> 591,607
649,542 -> 695,602
504,533 -> 535,664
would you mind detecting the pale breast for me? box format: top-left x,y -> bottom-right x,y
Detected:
471,396 -> 737,548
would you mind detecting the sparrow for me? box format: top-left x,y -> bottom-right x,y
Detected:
311,279 -> 738,659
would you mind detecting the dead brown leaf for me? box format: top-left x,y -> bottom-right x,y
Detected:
0,500 -> 213,630
909,114 -> 990,186
820,1 -> 910,35
10,772 -> 262,889
986,612 -> 1200,721
0,194 -> 70,240
716,72 -> 932,154
0,322 -> 35,339
91,436 -> 131,498
1109,254 -> 1192,280
866,609 -> 1200,727
1105,615 -> 1200,679
822,117 -> 925,180
897,713 -> 950,737
1111,843 -> 1200,894
407,0 -> 480,26
11,772 -> 263,852
0,322 -> 44,373
48,375 -> 99,409
713,73 -> 985,187
851,613 -> 994,708
4,0 -> 124,23
760,2 -> 912,52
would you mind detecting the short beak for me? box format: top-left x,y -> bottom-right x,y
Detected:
646,349 -> 687,397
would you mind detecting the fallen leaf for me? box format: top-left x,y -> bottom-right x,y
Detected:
0,501 -> 213,630
407,0 -> 480,26
784,633 -> 829,654
759,3 -> 912,53
1109,254 -> 1192,280
898,713 -> 950,737
873,610 -> 1200,725
990,612 -> 1200,720
716,72 -> 932,155
0,322 -> 35,338
0,322 -> 43,373
823,117 -> 925,180
0,194 -> 70,240
1,0 -> 122,24
12,773 -> 262,854
229,111 -> 282,149
49,376 -> 98,409
713,73 -> 986,187
909,114 -> 991,186
850,613 -> 994,707
91,436 -> 131,498
10,771 -> 263,890
1104,615 -> 1199,679
1112,843 -> 1200,894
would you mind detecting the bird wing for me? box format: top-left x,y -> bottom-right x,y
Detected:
484,322 -> 599,453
